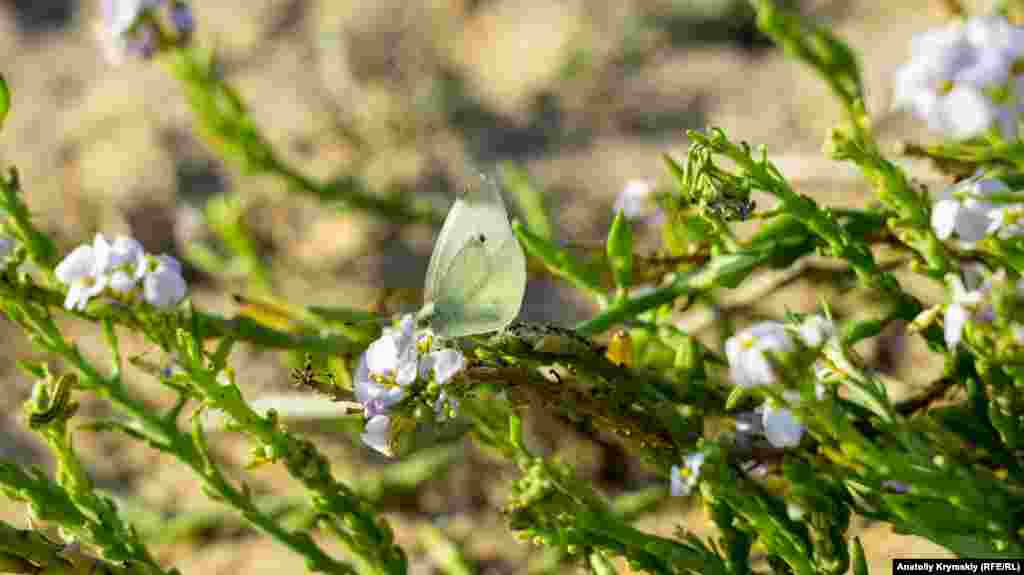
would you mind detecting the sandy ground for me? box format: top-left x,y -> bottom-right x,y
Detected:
0,0 -> 975,572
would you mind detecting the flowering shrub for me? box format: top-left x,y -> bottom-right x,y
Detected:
2,0 -> 1024,574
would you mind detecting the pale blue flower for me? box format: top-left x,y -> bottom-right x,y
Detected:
894,17 -> 1024,140
354,354 -> 405,420
760,391 -> 805,449
932,175 -> 1006,246
943,267 -> 989,348
670,452 -> 705,497
420,348 -> 465,385
367,314 -> 419,387
724,321 -> 795,388
143,254 -> 187,308
55,243 -> 106,311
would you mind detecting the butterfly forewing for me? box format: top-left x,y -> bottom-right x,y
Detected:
425,176 -> 513,300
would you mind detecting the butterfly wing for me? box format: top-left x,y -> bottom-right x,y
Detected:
424,174 -> 527,337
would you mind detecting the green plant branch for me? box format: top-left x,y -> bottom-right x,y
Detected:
0,298 -> 374,573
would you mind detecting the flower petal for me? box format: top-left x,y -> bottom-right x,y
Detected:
931,199 -> 960,239
361,415 -> 393,456
944,303 -> 970,348
936,86 -> 997,140
762,405 -> 805,448
55,245 -> 96,285
143,265 -> 187,308
366,336 -> 399,376
430,349 -> 466,385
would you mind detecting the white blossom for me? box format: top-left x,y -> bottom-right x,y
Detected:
895,17 -> 1024,140
760,391 -> 805,449
795,314 -> 835,348
420,348 -> 466,385
55,244 -> 106,311
931,175 -> 1007,245
366,314 -> 419,387
670,452 -> 706,497
724,321 -> 795,388
142,255 -> 187,308
966,15 -> 1024,61
420,348 -> 466,419
943,267 -> 990,348
354,354 -> 405,420
614,180 -> 664,224
352,315 -> 469,454
56,234 -> 188,311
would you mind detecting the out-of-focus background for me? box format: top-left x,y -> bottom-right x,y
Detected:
0,0 -> 977,572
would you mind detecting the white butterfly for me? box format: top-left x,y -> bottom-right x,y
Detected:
418,173 -> 527,337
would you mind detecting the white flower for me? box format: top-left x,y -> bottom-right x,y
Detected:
94,235 -> 144,274
943,268 -> 990,348
934,86 -> 1008,139
56,234 -> 189,311
55,244 -> 106,311
724,322 -> 795,388
352,315 -> 427,456
420,348 -> 465,385
966,15 -> 1024,60
614,180 -> 663,224
670,452 -> 705,497
932,175 -> 1008,245
143,254 -> 187,308
895,18 -> 1024,140
366,315 -> 419,386
420,347 -> 466,419
354,354 -> 405,419
760,391 -> 805,449
95,235 -> 147,293
795,314 -> 835,348
361,415 -> 393,456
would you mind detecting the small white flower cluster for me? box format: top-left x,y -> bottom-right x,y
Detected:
55,234 -> 187,312
942,265 -> 1024,349
895,15 -> 1024,140
354,315 -> 465,456
723,315 -> 835,449
931,173 -> 1024,246
670,451 -> 705,497
614,180 -> 664,225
